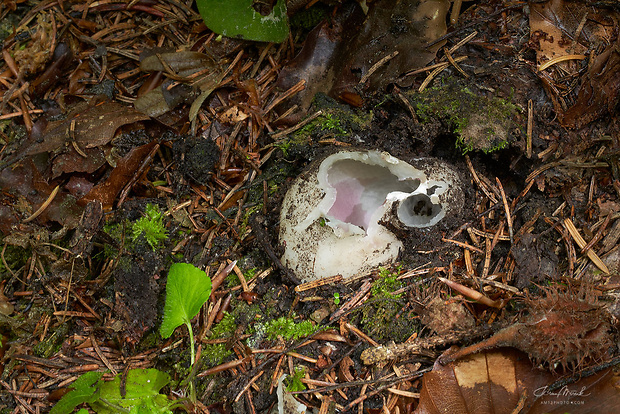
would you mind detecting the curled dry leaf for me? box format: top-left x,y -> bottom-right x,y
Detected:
0,99 -> 149,171
559,43 -> 620,129
338,356 -> 355,383
135,51 -> 226,118
0,160 -> 82,230
80,142 -> 158,210
415,348 -> 620,414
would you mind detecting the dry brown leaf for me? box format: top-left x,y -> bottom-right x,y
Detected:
135,51 -> 226,119
0,99 -> 149,171
80,141 -> 158,210
415,348 -> 620,414
276,0 -> 448,115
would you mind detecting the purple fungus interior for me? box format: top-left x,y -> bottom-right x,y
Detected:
326,159 -> 420,232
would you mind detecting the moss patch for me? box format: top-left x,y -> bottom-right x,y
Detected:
355,266 -> 418,342
132,204 -> 167,250
408,77 -> 520,153
264,315 -> 314,341
275,95 -> 373,156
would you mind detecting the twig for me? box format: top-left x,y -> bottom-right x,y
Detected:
495,177 -> 513,244
270,110 -> 323,140
563,218 -> 609,274
359,51 -> 399,85
527,99 -> 533,158
442,238 -> 484,254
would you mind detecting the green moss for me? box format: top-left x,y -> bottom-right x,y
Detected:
33,322 -> 70,359
264,316 -> 314,341
201,312 -> 236,366
238,205 -> 261,239
355,266 -> 418,342
372,266 -> 403,298
295,108 -> 372,140
102,204 -> 170,258
275,98 -> 373,157
0,244 -> 29,275
408,78 -> 519,153
201,343 -> 231,367
132,204 -> 167,250
212,312 -> 237,336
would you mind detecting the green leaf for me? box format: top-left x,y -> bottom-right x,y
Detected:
196,0 -> 289,43
50,371 -> 104,414
160,263 -> 212,339
90,369 -> 171,414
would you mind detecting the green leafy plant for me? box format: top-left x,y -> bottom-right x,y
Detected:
132,204 -> 167,250
51,369 -> 176,414
196,0 -> 289,43
51,371 -> 103,414
160,263 -> 212,367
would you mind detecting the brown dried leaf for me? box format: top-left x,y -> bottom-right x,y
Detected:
80,142 -> 157,210
139,51 -> 218,78
134,82 -> 196,118
0,100 -> 149,170
0,161 -> 81,229
529,0 -> 620,128
530,0 -> 587,65
40,100 -> 149,151
136,51 -> 226,118
332,0 -> 449,94
51,147 -> 107,178
559,43 -> 620,128
415,349 -> 620,414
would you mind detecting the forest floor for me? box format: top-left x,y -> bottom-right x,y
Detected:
0,1 -> 619,413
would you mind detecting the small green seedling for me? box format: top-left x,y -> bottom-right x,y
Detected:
132,203 -> 167,250
196,0 -> 289,43
160,263 -> 212,367
333,292 -> 340,305
284,367 -> 306,393
51,369 -> 176,414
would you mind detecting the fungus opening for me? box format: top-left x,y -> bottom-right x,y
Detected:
398,193 -> 443,227
326,159 -> 421,231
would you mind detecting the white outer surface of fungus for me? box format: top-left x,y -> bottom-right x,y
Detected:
280,150 -> 459,282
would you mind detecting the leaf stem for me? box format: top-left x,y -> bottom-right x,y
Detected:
185,321 -> 197,404
185,321 -> 195,366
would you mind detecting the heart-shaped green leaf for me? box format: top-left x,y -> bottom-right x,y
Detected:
160,263 -> 212,339
196,0 -> 289,43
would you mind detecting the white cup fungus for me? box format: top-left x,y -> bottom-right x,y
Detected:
279,150 -> 463,282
